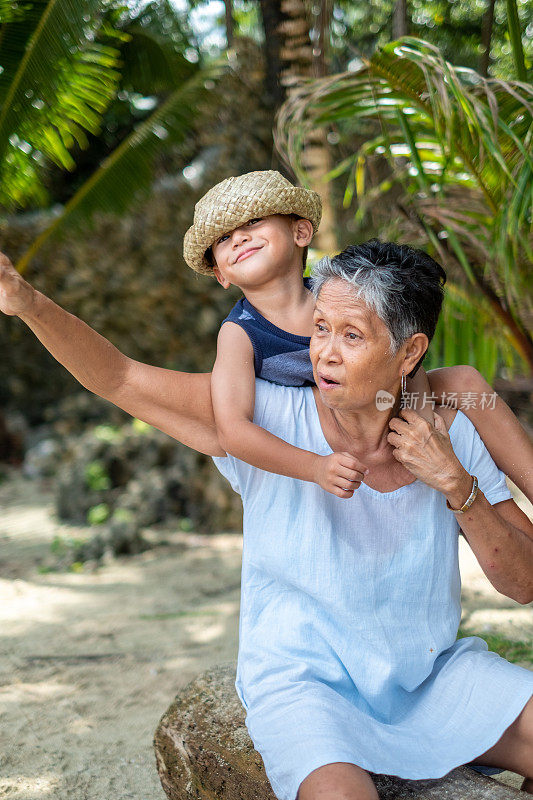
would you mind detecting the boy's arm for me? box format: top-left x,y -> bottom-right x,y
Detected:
405,367 -> 435,424
0,253 -> 223,456
428,365 -> 533,503
212,322 -> 367,497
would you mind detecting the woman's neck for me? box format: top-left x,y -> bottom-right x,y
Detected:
312,388 -> 415,491
314,388 -> 398,453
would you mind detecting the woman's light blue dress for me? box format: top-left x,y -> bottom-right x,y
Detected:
213,380 -> 533,800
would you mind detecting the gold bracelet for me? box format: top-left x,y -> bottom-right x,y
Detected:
446,475 -> 479,514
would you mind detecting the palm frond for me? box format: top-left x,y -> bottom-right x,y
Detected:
506,0 -> 527,81
119,26 -> 195,94
16,63 -> 225,273
0,1 -> 48,104
426,283 -> 527,381
0,0 -> 120,178
276,37 -> 533,374
117,0 -> 197,94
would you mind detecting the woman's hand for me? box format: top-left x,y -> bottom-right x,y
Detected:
314,452 -> 368,498
387,407 -> 470,499
0,252 -> 35,317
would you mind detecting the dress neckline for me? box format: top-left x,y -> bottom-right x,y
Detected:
308,386 -> 461,497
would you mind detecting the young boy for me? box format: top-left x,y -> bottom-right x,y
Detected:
183,169 -> 532,501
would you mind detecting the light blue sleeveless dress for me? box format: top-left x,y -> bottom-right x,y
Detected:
213,380 -> 533,800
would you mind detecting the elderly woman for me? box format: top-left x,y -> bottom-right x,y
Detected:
0,241 -> 532,800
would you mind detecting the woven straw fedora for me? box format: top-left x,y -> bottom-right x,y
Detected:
183,170 -> 322,275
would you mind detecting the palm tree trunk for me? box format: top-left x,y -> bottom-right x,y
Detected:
480,0 -> 496,76
224,0 -> 234,48
314,0 -> 331,78
258,0 -> 288,110
392,0 -> 408,39
278,0 -> 338,253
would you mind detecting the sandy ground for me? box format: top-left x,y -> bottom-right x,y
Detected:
0,471 -> 532,800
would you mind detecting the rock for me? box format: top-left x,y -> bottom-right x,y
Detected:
53,418 -> 242,536
155,664 -> 269,800
154,664 -> 523,800
105,516 -> 146,556
22,436 -> 60,478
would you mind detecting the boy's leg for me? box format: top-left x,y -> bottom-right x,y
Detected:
467,695 -> 533,793
297,762 -> 378,800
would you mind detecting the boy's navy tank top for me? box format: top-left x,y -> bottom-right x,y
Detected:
222,278 -> 314,387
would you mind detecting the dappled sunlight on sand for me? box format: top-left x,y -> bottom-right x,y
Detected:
1,473 -> 243,799
0,578 -> 97,629
0,681 -> 74,705
0,775 -> 58,799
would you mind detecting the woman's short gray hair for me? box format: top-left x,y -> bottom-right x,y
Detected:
310,240 -> 446,370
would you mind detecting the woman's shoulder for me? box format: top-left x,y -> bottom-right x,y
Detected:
254,380 -> 317,433
254,379 -> 313,411
435,407 -> 472,461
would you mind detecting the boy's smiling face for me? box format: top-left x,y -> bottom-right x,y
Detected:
210,214 -> 313,291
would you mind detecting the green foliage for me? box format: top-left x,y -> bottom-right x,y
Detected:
85,460 -> 112,492
328,0 -> 533,79
425,284 -> 522,381
132,418 -> 153,434
48,531 -> 101,569
93,424 -> 123,443
117,0 -> 198,94
458,627 -> 533,664
112,507 -> 134,523
139,609 -> 220,620
16,61 -> 223,272
0,0 -> 123,210
0,0 -> 226,271
50,532 -> 88,555
277,37 -> 533,375
50,534 -> 67,556
87,502 -> 111,525
506,0 -> 527,80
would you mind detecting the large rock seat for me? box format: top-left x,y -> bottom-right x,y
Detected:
154,663 -> 522,800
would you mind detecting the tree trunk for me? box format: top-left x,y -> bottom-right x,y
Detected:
258,0 -> 288,115
0,410 -> 22,464
277,0 -> 338,253
480,0 -> 496,76
392,0 -> 409,39
224,0 -> 234,48
154,664 -> 524,800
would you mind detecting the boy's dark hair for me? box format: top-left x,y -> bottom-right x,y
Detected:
311,239 -> 447,375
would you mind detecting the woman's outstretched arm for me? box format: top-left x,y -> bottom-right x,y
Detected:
0,253 -> 224,456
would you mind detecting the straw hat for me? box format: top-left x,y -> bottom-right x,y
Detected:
183,170 -> 322,275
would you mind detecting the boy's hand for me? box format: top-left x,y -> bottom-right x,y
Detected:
314,452 -> 367,498
0,252 -> 36,317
